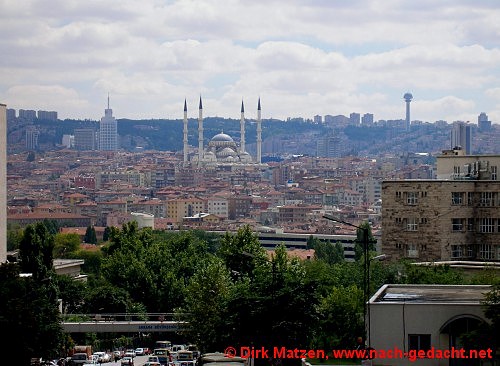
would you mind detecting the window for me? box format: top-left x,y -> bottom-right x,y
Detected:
407,217 -> 418,231
420,217 -> 428,224
408,334 -> 431,352
466,245 -> 475,258
452,218 -> 463,232
396,191 -> 402,199
451,192 -> 463,205
479,218 -> 495,233
480,192 -> 493,207
407,243 -> 418,258
492,165 -> 497,180
407,192 -> 418,205
395,217 -> 402,224
467,192 -> 474,206
467,218 -> 475,232
479,244 -> 494,260
451,245 -> 463,259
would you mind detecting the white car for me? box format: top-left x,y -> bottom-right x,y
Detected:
124,350 -> 136,358
93,352 -> 110,363
135,348 -> 145,356
121,356 -> 134,366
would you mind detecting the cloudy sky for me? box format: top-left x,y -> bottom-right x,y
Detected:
1,0 -> 500,124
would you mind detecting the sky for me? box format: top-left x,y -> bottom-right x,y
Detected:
1,0 -> 500,124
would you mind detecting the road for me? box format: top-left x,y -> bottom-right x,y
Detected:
98,355 -> 151,366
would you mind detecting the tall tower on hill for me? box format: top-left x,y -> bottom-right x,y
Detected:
404,92 -> 413,131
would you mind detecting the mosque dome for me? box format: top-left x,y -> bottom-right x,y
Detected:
219,147 -> 237,157
211,132 -> 234,142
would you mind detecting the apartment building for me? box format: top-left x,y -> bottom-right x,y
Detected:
166,197 -> 206,223
382,151 -> 500,262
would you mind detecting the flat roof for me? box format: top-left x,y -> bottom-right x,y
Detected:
371,284 -> 491,304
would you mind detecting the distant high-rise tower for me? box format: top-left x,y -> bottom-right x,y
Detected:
26,126 -> 39,150
478,112 -> 491,132
349,112 -> 360,125
404,92 -> 413,131
451,121 -> 472,154
0,103 -> 6,263
99,95 -> 118,151
257,98 -> 262,164
183,99 -> 188,166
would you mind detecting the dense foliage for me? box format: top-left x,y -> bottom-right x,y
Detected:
2,221 -> 499,361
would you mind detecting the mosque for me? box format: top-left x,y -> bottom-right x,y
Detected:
183,97 -> 263,167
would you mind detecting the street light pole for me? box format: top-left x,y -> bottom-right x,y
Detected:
322,215 -> 370,346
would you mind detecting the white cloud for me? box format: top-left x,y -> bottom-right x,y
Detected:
1,0 -> 500,123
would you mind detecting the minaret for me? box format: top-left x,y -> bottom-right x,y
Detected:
240,99 -> 246,154
183,99 -> 188,166
257,98 -> 262,164
198,96 -> 203,166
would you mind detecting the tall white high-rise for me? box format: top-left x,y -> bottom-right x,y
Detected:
257,98 -> 262,164
0,103 -> 7,263
99,95 -> 118,151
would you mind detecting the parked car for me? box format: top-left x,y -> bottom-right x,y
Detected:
121,356 -> 134,366
147,356 -> 160,363
124,350 -> 136,358
71,353 -> 90,366
135,348 -> 145,356
174,351 -> 196,366
145,363 -> 161,366
93,352 -> 110,363
113,351 -> 123,361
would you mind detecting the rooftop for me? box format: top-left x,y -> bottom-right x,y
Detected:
371,284 -> 491,304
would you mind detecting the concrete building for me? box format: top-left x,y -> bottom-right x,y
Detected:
0,103 -> 6,263
369,284 -> 492,366
451,122 -> 472,155
382,150 -> 500,261
74,128 -> 97,150
362,113 -> 374,126
26,126 -> 39,150
349,112 -> 360,125
98,96 -> 118,151
435,151 -> 500,180
478,112 -> 491,132
37,110 -> 58,120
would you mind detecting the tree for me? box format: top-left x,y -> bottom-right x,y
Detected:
315,285 -> 364,350
84,225 -> 97,244
180,257 -> 232,352
102,226 -> 111,242
354,222 -> 376,261
3,222 -> 65,363
313,240 -> 344,265
217,225 -> 267,280
27,150 -> 35,162
53,232 -> 81,257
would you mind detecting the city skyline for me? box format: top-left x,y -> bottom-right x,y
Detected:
1,1 -> 500,123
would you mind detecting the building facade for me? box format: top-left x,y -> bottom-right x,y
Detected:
382,179 -> 500,261
98,98 -> 118,151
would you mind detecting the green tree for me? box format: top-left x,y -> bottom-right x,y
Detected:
313,240 -> 344,264
6,223 -> 23,251
27,150 -> 35,162
102,226 -> 111,241
180,257 -> 232,352
217,225 -> 267,279
315,285 -> 364,350
354,222 -> 376,262
53,232 -> 81,257
3,222 -> 65,363
84,225 -> 97,244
